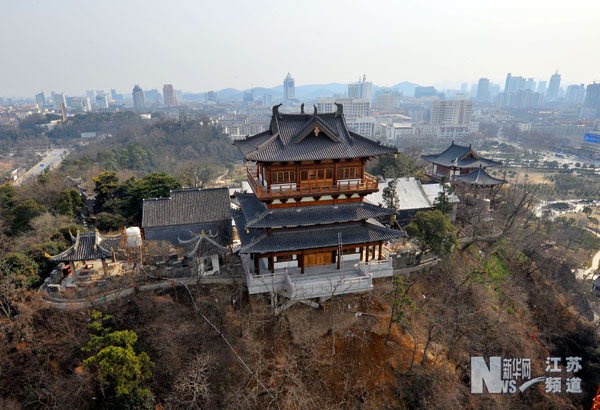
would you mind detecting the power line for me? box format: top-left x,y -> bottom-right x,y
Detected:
143,270 -> 279,409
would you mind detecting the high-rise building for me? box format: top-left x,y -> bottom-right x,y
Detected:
414,86 -> 438,98
263,94 -> 273,106
374,91 -> 397,111
348,75 -> 372,101
95,95 -> 109,109
35,91 -> 45,108
163,84 -> 177,107
111,89 -> 123,101
547,71 -> 561,101
243,91 -> 254,104
316,98 -> 370,117
476,78 -> 490,103
206,91 -> 217,102
132,85 -> 145,108
526,78 -> 536,91
566,84 -> 586,105
68,97 -> 93,112
504,73 -> 525,93
283,73 -> 295,103
581,83 -> 600,119
86,90 -> 95,101
52,92 -> 66,109
430,100 -> 473,126
537,81 -> 547,94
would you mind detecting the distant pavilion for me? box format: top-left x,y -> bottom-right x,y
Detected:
422,141 -> 504,187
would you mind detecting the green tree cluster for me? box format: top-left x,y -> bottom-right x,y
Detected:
405,210 -> 458,261
93,171 -> 181,224
55,189 -> 85,217
0,185 -> 45,234
83,310 -> 155,410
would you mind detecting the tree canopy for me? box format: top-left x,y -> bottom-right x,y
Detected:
405,210 -> 458,260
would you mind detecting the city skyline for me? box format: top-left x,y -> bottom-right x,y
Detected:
2,0 -> 599,97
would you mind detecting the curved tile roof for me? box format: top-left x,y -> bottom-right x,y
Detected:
234,192 -> 395,228
453,167 -> 506,186
238,221 -> 405,254
51,231 -> 122,262
422,141 -> 501,169
234,107 -> 397,162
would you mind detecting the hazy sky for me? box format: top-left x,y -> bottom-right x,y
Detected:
1,0 -> 599,97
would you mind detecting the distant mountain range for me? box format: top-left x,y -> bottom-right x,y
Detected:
182,81 -> 422,102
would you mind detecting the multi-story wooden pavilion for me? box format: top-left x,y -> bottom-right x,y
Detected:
233,104 -> 405,298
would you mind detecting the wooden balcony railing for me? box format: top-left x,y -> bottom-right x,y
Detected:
246,168 -> 379,199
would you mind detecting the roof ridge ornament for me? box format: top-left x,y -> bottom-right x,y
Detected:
272,103 -> 283,119
313,104 -> 318,117
300,103 -> 305,114
335,102 -> 343,116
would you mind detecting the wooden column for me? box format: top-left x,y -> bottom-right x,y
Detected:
333,161 -> 338,184
378,241 -> 383,260
101,258 -> 109,276
337,248 -> 341,270
361,159 -> 365,183
300,251 -> 305,274
359,246 -> 364,261
254,256 -> 260,275
365,246 -> 369,263
268,256 -> 274,273
266,164 -> 271,189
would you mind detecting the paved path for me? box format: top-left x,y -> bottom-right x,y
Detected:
14,148 -> 68,185
216,168 -> 229,184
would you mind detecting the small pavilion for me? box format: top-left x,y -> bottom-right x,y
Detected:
50,231 -> 122,278
422,141 -> 501,182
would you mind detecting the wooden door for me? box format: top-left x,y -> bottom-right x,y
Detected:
305,252 -> 332,267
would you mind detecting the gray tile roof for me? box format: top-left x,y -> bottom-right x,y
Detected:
235,193 -> 395,228
231,209 -> 257,245
453,167 -> 506,186
142,188 -> 231,228
234,108 -> 397,162
422,141 -> 501,169
51,231 -> 122,262
238,221 -> 406,254
179,232 -> 228,257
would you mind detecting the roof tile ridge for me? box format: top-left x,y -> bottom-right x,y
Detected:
416,179 -> 433,207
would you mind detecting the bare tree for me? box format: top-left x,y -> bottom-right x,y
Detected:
171,354 -> 214,409
179,164 -> 216,189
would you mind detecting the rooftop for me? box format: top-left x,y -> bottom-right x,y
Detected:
235,192 -> 395,228
142,188 -> 231,228
234,104 -> 397,162
422,141 -> 501,169
237,221 -> 405,254
452,167 -> 506,186
365,178 -> 459,211
51,231 -> 122,262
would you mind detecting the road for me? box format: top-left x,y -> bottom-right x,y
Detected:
14,148 -> 69,186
